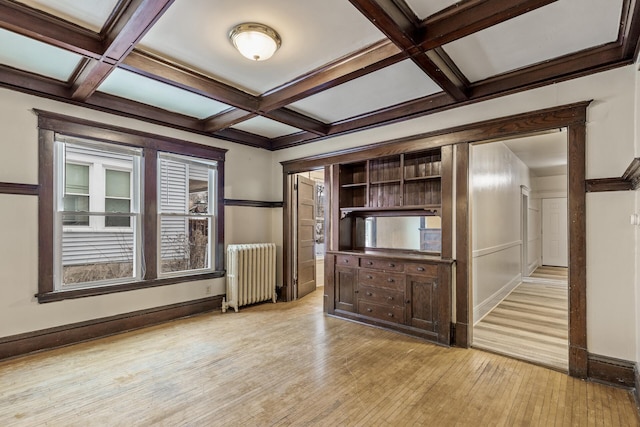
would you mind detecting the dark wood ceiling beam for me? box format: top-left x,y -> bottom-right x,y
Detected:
203,109 -> 257,133
71,0 -> 174,101
0,0 -> 103,58
469,43 -> 625,99
206,41 -> 405,132
270,132 -> 318,148
0,64 -> 70,99
349,0 -> 468,101
122,50 -> 259,111
212,128 -> 272,150
260,40 -> 405,111
329,92 -> 454,136
420,0 -> 559,50
263,108 -> 329,135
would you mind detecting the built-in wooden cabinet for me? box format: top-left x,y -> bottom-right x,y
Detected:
338,149 -> 442,214
326,252 -> 452,345
326,144 -> 453,346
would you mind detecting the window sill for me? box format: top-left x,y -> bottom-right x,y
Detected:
36,271 -> 225,303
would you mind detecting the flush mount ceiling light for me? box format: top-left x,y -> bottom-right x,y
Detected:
229,23 -> 281,61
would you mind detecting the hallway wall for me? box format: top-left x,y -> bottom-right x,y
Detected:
470,142 -> 532,322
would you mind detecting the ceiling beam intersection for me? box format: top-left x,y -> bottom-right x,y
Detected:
70,0 -> 175,101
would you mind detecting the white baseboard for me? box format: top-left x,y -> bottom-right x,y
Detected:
473,273 -> 522,325
527,259 -> 540,276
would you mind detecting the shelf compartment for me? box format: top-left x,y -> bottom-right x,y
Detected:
369,156 -> 401,182
340,161 -> 367,186
369,182 -> 401,208
404,180 -> 442,206
340,185 -> 367,208
404,151 -> 441,180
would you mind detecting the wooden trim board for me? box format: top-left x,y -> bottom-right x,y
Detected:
0,295 -> 223,361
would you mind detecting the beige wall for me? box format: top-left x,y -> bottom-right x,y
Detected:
0,88 -> 278,338
274,65 -> 639,362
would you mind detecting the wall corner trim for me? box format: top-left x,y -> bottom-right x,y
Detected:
586,157 -> 640,192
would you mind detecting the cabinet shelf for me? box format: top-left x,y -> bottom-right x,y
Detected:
370,179 -> 401,185
341,182 -> 367,188
404,175 -> 441,182
340,205 -> 440,219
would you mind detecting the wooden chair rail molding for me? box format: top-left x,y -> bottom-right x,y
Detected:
0,182 -> 39,196
586,157 -> 640,192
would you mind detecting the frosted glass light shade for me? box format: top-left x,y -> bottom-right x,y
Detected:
229,23 -> 281,61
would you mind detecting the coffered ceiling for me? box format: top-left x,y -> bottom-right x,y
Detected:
0,0 -> 638,150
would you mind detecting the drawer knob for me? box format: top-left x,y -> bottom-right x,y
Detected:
387,296 -> 393,301
387,313 -> 394,317
389,263 -> 395,267
387,278 -> 394,283
367,261 -> 373,265
367,275 -> 373,279
367,308 -> 373,312
417,267 -> 425,272
344,259 -> 349,263
366,292 -> 373,296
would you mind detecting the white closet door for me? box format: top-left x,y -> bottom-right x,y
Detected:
542,198 -> 568,267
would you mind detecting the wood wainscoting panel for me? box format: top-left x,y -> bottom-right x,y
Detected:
0,288 -> 638,425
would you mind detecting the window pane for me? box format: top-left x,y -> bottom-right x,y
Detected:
106,169 -> 130,198
65,163 -> 89,194
105,199 -> 131,227
159,216 -> 209,273
61,214 -> 135,285
63,195 -> 89,225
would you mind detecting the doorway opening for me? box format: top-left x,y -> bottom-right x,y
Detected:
470,129 -> 569,371
290,170 -> 326,301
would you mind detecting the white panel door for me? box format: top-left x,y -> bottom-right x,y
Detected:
542,198 -> 568,267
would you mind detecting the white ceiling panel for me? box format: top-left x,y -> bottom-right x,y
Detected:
98,69 -> 231,119
231,116 -> 302,138
138,0 -> 385,95
443,0 -> 623,82
288,59 -> 442,123
15,0 -> 119,32
503,130 -> 567,177
405,0 -> 461,20
0,28 -> 82,81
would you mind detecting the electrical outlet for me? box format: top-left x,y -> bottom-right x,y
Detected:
205,285 -> 211,295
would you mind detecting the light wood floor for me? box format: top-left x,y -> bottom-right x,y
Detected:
473,280 -> 569,371
1,288 -> 638,426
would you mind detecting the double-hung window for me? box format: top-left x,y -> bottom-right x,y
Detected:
37,111 -> 225,302
55,138 -> 142,290
158,153 -> 217,276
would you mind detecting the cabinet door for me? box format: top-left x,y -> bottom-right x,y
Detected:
335,265 -> 357,312
406,275 -> 437,331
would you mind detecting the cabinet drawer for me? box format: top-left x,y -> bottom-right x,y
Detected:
335,254 -> 358,267
358,301 -> 404,324
360,257 -> 404,271
358,270 -> 405,290
405,262 -> 438,277
358,285 -> 404,306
